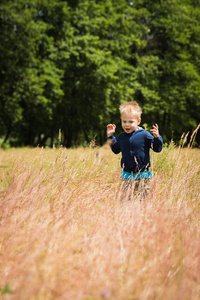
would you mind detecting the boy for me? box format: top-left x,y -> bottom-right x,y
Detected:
107,101 -> 163,199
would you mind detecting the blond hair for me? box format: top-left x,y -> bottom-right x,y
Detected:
119,101 -> 142,118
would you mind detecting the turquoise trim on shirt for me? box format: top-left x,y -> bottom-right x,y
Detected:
121,170 -> 153,180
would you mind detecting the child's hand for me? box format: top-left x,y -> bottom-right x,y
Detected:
150,123 -> 159,138
107,124 -> 116,137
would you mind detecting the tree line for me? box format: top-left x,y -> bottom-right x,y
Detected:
0,0 -> 200,148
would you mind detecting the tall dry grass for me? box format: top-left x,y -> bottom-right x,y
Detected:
0,141 -> 200,300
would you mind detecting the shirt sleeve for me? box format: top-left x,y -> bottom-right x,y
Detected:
109,135 -> 121,154
146,132 -> 163,152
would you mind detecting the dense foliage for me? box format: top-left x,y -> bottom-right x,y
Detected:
0,0 -> 200,147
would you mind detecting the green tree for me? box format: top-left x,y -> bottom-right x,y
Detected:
133,0 -> 200,142
0,0 -> 64,146
0,0 -> 200,147
58,0 -> 143,146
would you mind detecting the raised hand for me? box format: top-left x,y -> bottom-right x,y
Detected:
150,123 -> 159,138
107,124 -> 116,137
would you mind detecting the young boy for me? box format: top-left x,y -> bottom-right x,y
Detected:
107,101 -> 163,199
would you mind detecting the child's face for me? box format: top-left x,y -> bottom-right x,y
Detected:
121,112 -> 141,134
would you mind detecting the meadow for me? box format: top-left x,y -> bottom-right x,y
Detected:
0,139 -> 200,300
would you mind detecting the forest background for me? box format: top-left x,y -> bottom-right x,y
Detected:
0,0 -> 200,148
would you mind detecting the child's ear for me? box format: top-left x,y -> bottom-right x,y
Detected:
138,118 -> 141,125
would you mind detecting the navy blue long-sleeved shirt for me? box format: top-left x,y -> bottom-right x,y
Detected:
109,128 -> 163,173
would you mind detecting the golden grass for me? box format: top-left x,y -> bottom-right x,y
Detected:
0,143 -> 200,300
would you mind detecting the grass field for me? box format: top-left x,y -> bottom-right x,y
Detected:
0,141 -> 200,300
